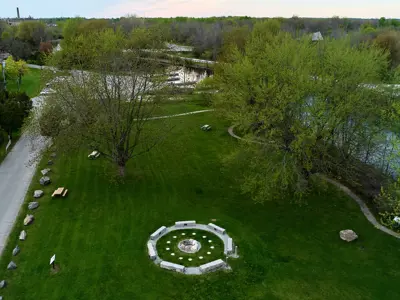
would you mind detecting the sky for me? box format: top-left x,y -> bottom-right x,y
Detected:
1,0 -> 399,19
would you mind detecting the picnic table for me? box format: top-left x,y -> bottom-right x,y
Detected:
52,187 -> 68,198
88,150 -> 100,159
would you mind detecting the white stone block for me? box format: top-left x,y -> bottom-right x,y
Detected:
199,259 -> 225,273
150,226 -> 167,240
160,261 -> 186,273
175,220 -> 196,227
207,223 -> 226,234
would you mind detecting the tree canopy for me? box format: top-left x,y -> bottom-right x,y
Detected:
215,20 -> 398,202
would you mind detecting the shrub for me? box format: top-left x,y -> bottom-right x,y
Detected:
375,178 -> 400,231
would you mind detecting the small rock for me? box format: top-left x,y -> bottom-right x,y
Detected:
47,160 -> 53,165
7,261 -> 17,270
0,280 -> 6,288
12,245 -> 20,256
50,152 -> 57,158
23,215 -> 34,226
39,176 -> 51,186
28,202 -> 39,210
19,230 -> 27,241
340,229 -> 358,242
0,296 -> 3,300
33,190 -> 44,198
41,168 -> 51,176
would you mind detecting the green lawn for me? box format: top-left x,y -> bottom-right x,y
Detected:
157,229 -> 224,266
6,68 -> 43,98
1,108 -> 400,299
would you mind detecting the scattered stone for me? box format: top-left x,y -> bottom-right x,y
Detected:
340,229 -> 358,242
0,280 -> 6,288
33,190 -> 44,198
188,258 -> 192,261
41,168 -> 51,176
171,253 -> 175,256
207,252 -> 211,255
0,296 -> 3,300
12,245 -> 20,256
7,261 -> 17,270
211,219 -> 217,222
166,248 -> 170,251
19,230 -> 26,241
50,152 -> 57,158
173,236 -> 177,239
179,257 -> 183,260
47,160 -> 53,165
39,176 -> 51,186
23,215 -> 34,226
199,256 -> 203,259
28,202 -> 39,210
166,241 -> 171,244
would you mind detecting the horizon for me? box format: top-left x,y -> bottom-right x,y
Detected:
2,0 -> 400,19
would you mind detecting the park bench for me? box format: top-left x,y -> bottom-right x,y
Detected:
147,242 -> 157,260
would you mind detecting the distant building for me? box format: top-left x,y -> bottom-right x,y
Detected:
312,32 -> 323,42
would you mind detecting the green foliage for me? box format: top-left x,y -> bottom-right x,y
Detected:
0,90 -> 31,138
376,178 -> 400,231
215,25 -> 394,202
4,56 -> 28,90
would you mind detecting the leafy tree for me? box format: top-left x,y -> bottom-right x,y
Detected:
4,56 -> 28,90
0,90 -> 32,138
32,29 -> 172,176
215,21 -> 394,202
17,21 -> 47,47
379,17 -> 388,28
375,31 -> 400,68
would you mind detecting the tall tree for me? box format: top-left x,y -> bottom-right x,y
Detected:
215,21 -> 395,202
33,29 -> 172,176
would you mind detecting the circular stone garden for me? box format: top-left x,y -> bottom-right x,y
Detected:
156,229 -> 224,267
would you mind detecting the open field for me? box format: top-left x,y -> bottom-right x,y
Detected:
0,107 -> 400,299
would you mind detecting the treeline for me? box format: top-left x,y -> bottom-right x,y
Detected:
0,20 -> 61,64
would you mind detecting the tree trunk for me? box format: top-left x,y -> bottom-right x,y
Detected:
118,164 -> 126,177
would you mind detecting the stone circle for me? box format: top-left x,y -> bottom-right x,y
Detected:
7,261 -> 17,270
33,190 -> 44,198
19,230 -> 27,241
340,229 -> 358,242
147,221 -> 237,275
28,202 -> 39,210
12,245 -> 20,256
23,215 -> 34,226
0,280 -> 6,289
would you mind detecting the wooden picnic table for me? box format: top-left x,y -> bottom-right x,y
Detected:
52,187 -> 68,198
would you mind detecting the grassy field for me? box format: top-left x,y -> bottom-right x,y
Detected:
0,107 -> 400,299
6,68 -> 43,98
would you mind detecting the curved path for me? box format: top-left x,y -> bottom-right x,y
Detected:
228,126 -> 400,239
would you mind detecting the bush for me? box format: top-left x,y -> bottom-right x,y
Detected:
375,178 -> 400,231
0,128 -> 7,146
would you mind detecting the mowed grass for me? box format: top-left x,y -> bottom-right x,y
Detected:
6,68 -> 43,98
1,110 -> 400,299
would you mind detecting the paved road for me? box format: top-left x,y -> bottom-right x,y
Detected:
0,134 -> 45,256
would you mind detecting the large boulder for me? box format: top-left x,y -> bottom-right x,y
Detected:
340,229 -> 358,242
39,176 -> 51,186
47,160 -> 53,165
0,280 -> 6,288
19,230 -> 26,241
7,261 -> 17,270
23,215 -> 34,226
33,190 -> 44,198
28,202 -> 39,210
12,245 -> 20,256
41,168 -> 51,176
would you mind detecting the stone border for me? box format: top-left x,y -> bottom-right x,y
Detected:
228,125 -> 400,239
147,221 -> 238,275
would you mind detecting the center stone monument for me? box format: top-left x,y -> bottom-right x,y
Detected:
178,239 -> 201,253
